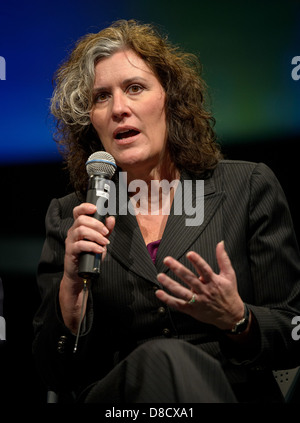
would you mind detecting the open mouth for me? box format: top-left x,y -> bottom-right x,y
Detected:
115,129 -> 140,140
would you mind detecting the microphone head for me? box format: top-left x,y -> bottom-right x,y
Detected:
86,151 -> 117,178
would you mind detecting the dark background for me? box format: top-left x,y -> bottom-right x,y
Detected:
0,0 -> 300,404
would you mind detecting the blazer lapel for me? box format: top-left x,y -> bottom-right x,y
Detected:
108,177 -> 158,283
155,171 -> 225,274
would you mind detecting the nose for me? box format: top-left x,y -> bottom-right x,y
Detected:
111,90 -> 131,120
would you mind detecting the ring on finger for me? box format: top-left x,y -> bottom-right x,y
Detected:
186,293 -> 196,304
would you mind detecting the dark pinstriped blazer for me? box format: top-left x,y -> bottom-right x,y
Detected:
33,160 -> 300,401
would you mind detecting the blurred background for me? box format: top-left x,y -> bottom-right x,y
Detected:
0,0 -> 299,404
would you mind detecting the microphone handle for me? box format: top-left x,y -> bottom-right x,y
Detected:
78,175 -> 110,279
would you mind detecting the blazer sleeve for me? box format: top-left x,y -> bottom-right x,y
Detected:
221,162 -> 300,369
32,196 -> 94,394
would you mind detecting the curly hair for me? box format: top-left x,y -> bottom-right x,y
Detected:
51,19 -> 222,194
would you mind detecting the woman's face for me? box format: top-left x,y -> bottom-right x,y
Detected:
90,49 -> 167,177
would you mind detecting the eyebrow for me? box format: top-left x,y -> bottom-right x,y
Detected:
93,76 -> 148,92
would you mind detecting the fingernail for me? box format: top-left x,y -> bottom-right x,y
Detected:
102,227 -> 109,235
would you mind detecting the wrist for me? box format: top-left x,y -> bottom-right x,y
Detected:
223,303 -> 250,335
61,273 -> 85,297
59,276 -> 88,333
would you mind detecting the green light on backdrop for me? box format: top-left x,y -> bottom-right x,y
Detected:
128,0 -> 300,144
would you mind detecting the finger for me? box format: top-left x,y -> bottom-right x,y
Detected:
73,203 -> 97,220
216,241 -> 233,276
157,272 -> 196,303
72,225 -> 111,246
71,239 -> 105,256
162,256 -> 202,291
155,288 -> 187,309
74,212 -> 110,237
186,251 -> 214,282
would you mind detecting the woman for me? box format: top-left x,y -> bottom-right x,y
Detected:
33,20 -> 300,403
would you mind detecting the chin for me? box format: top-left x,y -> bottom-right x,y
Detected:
115,152 -> 149,170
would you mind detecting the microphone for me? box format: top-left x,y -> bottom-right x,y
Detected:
78,151 -> 117,279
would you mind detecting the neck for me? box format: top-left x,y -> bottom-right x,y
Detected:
125,156 -> 180,186
121,160 -> 180,216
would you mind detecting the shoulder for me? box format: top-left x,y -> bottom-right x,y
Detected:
217,159 -> 270,173
214,160 -> 278,184
213,160 -> 287,214
205,160 -> 284,206
48,192 -> 81,217
55,192 -> 82,216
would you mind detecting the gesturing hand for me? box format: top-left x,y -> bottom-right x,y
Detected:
156,241 -> 245,331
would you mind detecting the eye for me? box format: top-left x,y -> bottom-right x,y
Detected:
127,84 -> 144,95
94,92 -> 110,103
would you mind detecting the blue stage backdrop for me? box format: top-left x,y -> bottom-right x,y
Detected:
0,0 -> 300,165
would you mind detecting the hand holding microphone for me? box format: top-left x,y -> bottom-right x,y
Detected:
63,151 -> 116,282
59,152 -> 116,343
78,151 -> 117,279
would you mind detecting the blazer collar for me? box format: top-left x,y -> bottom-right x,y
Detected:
108,169 -> 224,284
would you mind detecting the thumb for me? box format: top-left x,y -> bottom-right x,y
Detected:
216,241 -> 233,276
105,215 -> 116,234
101,216 -> 115,261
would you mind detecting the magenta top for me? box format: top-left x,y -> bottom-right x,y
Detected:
146,239 -> 161,264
